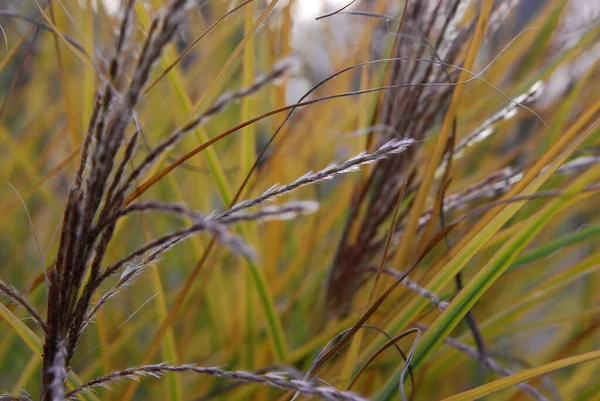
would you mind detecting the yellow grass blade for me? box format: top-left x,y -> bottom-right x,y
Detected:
443,349 -> 600,401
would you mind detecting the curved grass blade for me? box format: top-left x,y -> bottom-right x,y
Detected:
442,349 -> 600,401
374,115 -> 600,400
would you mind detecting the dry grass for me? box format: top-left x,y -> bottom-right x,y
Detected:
0,0 -> 599,400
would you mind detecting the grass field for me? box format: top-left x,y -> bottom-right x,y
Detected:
0,0 -> 599,400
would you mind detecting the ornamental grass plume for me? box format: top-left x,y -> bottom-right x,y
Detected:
1,1 -> 599,400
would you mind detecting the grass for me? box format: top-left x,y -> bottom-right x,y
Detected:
0,0 -> 599,400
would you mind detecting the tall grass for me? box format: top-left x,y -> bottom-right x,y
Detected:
0,0 -> 599,400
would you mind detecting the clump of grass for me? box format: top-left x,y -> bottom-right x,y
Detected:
0,0 -> 599,401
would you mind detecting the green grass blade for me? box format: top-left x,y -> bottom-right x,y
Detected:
0,302 -> 100,401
